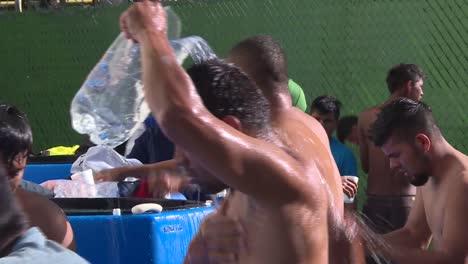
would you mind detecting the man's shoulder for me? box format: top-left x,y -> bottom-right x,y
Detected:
16,189 -> 69,243
16,189 -> 62,216
359,105 -> 381,120
358,105 -> 383,134
284,107 -> 313,123
16,189 -> 49,210
445,154 -> 468,184
283,109 -> 329,143
452,168 -> 468,191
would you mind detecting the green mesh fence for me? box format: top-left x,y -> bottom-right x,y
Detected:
0,5 -> 128,150
1,0 -> 467,206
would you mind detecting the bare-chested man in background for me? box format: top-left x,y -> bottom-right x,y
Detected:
120,2 -> 348,263
226,35 -> 344,206
225,35 -> 363,263
370,98 -> 468,263
358,64 -> 425,234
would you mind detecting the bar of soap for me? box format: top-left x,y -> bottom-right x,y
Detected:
131,203 -> 163,214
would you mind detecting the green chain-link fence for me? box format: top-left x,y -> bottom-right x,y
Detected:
1,0 -> 467,205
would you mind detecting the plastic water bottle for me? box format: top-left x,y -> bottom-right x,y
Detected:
70,8 -> 217,148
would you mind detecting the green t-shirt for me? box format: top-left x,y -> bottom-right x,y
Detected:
288,79 -> 307,112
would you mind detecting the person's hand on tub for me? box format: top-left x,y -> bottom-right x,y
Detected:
93,168 -> 121,182
185,200 -> 247,264
94,166 -> 189,199
146,171 -> 190,198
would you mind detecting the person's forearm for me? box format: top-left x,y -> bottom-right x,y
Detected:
139,31 -> 203,136
383,247 -> 463,264
368,228 -> 456,264
105,166 -> 146,181
114,159 -> 178,180
383,228 -> 429,250
147,159 -> 178,175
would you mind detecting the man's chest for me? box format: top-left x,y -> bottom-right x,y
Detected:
224,193 -> 310,263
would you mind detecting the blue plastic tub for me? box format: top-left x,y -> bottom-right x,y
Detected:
52,198 -> 214,264
23,163 -> 73,183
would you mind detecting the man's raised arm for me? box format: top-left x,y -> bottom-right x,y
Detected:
119,2 -> 312,205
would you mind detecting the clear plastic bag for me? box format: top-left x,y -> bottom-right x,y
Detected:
70,7 -> 216,148
53,180 -> 120,198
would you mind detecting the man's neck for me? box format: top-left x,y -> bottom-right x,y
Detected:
387,92 -> 405,103
263,90 -> 292,117
429,138 -> 458,182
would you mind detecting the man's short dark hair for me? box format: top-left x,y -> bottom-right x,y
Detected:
0,104 -> 33,169
371,98 -> 440,147
386,63 -> 426,93
310,95 -> 342,120
337,115 -> 358,143
229,35 -> 288,91
187,59 -> 271,133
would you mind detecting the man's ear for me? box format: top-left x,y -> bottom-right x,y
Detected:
405,80 -> 413,96
222,115 -> 243,132
415,133 -> 431,153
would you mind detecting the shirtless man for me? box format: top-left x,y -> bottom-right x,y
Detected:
120,3 -> 344,263
226,35 -> 344,206
358,63 -> 425,233
201,36 -> 359,262
370,98 -> 468,263
0,104 -> 75,250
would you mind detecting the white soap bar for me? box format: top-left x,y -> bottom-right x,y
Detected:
131,203 -> 163,214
